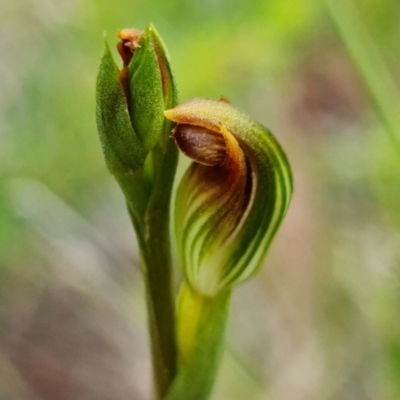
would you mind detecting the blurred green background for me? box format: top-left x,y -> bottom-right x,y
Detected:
1,0 -> 400,399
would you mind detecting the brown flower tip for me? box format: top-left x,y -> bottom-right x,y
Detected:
116,28 -> 144,106
117,28 -> 143,67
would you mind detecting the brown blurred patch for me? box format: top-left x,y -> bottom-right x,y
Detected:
1,279 -> 146,400
289,47 -> 367,133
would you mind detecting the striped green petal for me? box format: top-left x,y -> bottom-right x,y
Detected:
165,98 -> 293,296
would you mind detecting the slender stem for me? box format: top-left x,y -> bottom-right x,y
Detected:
128,207 -> 175,400
140,230 -> 177,400
167,282 -> 231,400
127,136 -> 178,400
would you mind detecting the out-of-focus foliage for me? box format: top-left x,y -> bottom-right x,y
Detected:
0,0 -> 399,399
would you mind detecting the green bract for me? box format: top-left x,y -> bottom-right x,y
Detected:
96,38 -> 146,174
96,23 -> 178,220
165,98 -> 293,296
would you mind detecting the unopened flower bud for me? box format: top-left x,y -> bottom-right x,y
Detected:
96,24 -> 178,218
96,23 -> 177,179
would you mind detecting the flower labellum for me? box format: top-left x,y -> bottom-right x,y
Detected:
165,98 -> 293,296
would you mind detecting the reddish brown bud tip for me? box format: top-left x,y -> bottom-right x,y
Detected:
117,28 -> 143,66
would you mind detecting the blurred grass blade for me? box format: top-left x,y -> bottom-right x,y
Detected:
323,0 -> 400,156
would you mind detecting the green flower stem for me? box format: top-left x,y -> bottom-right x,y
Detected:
139,229 -> 177,400
121,132 -> 178,400
167,282 -> 231,400
127,136 -> 178,400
